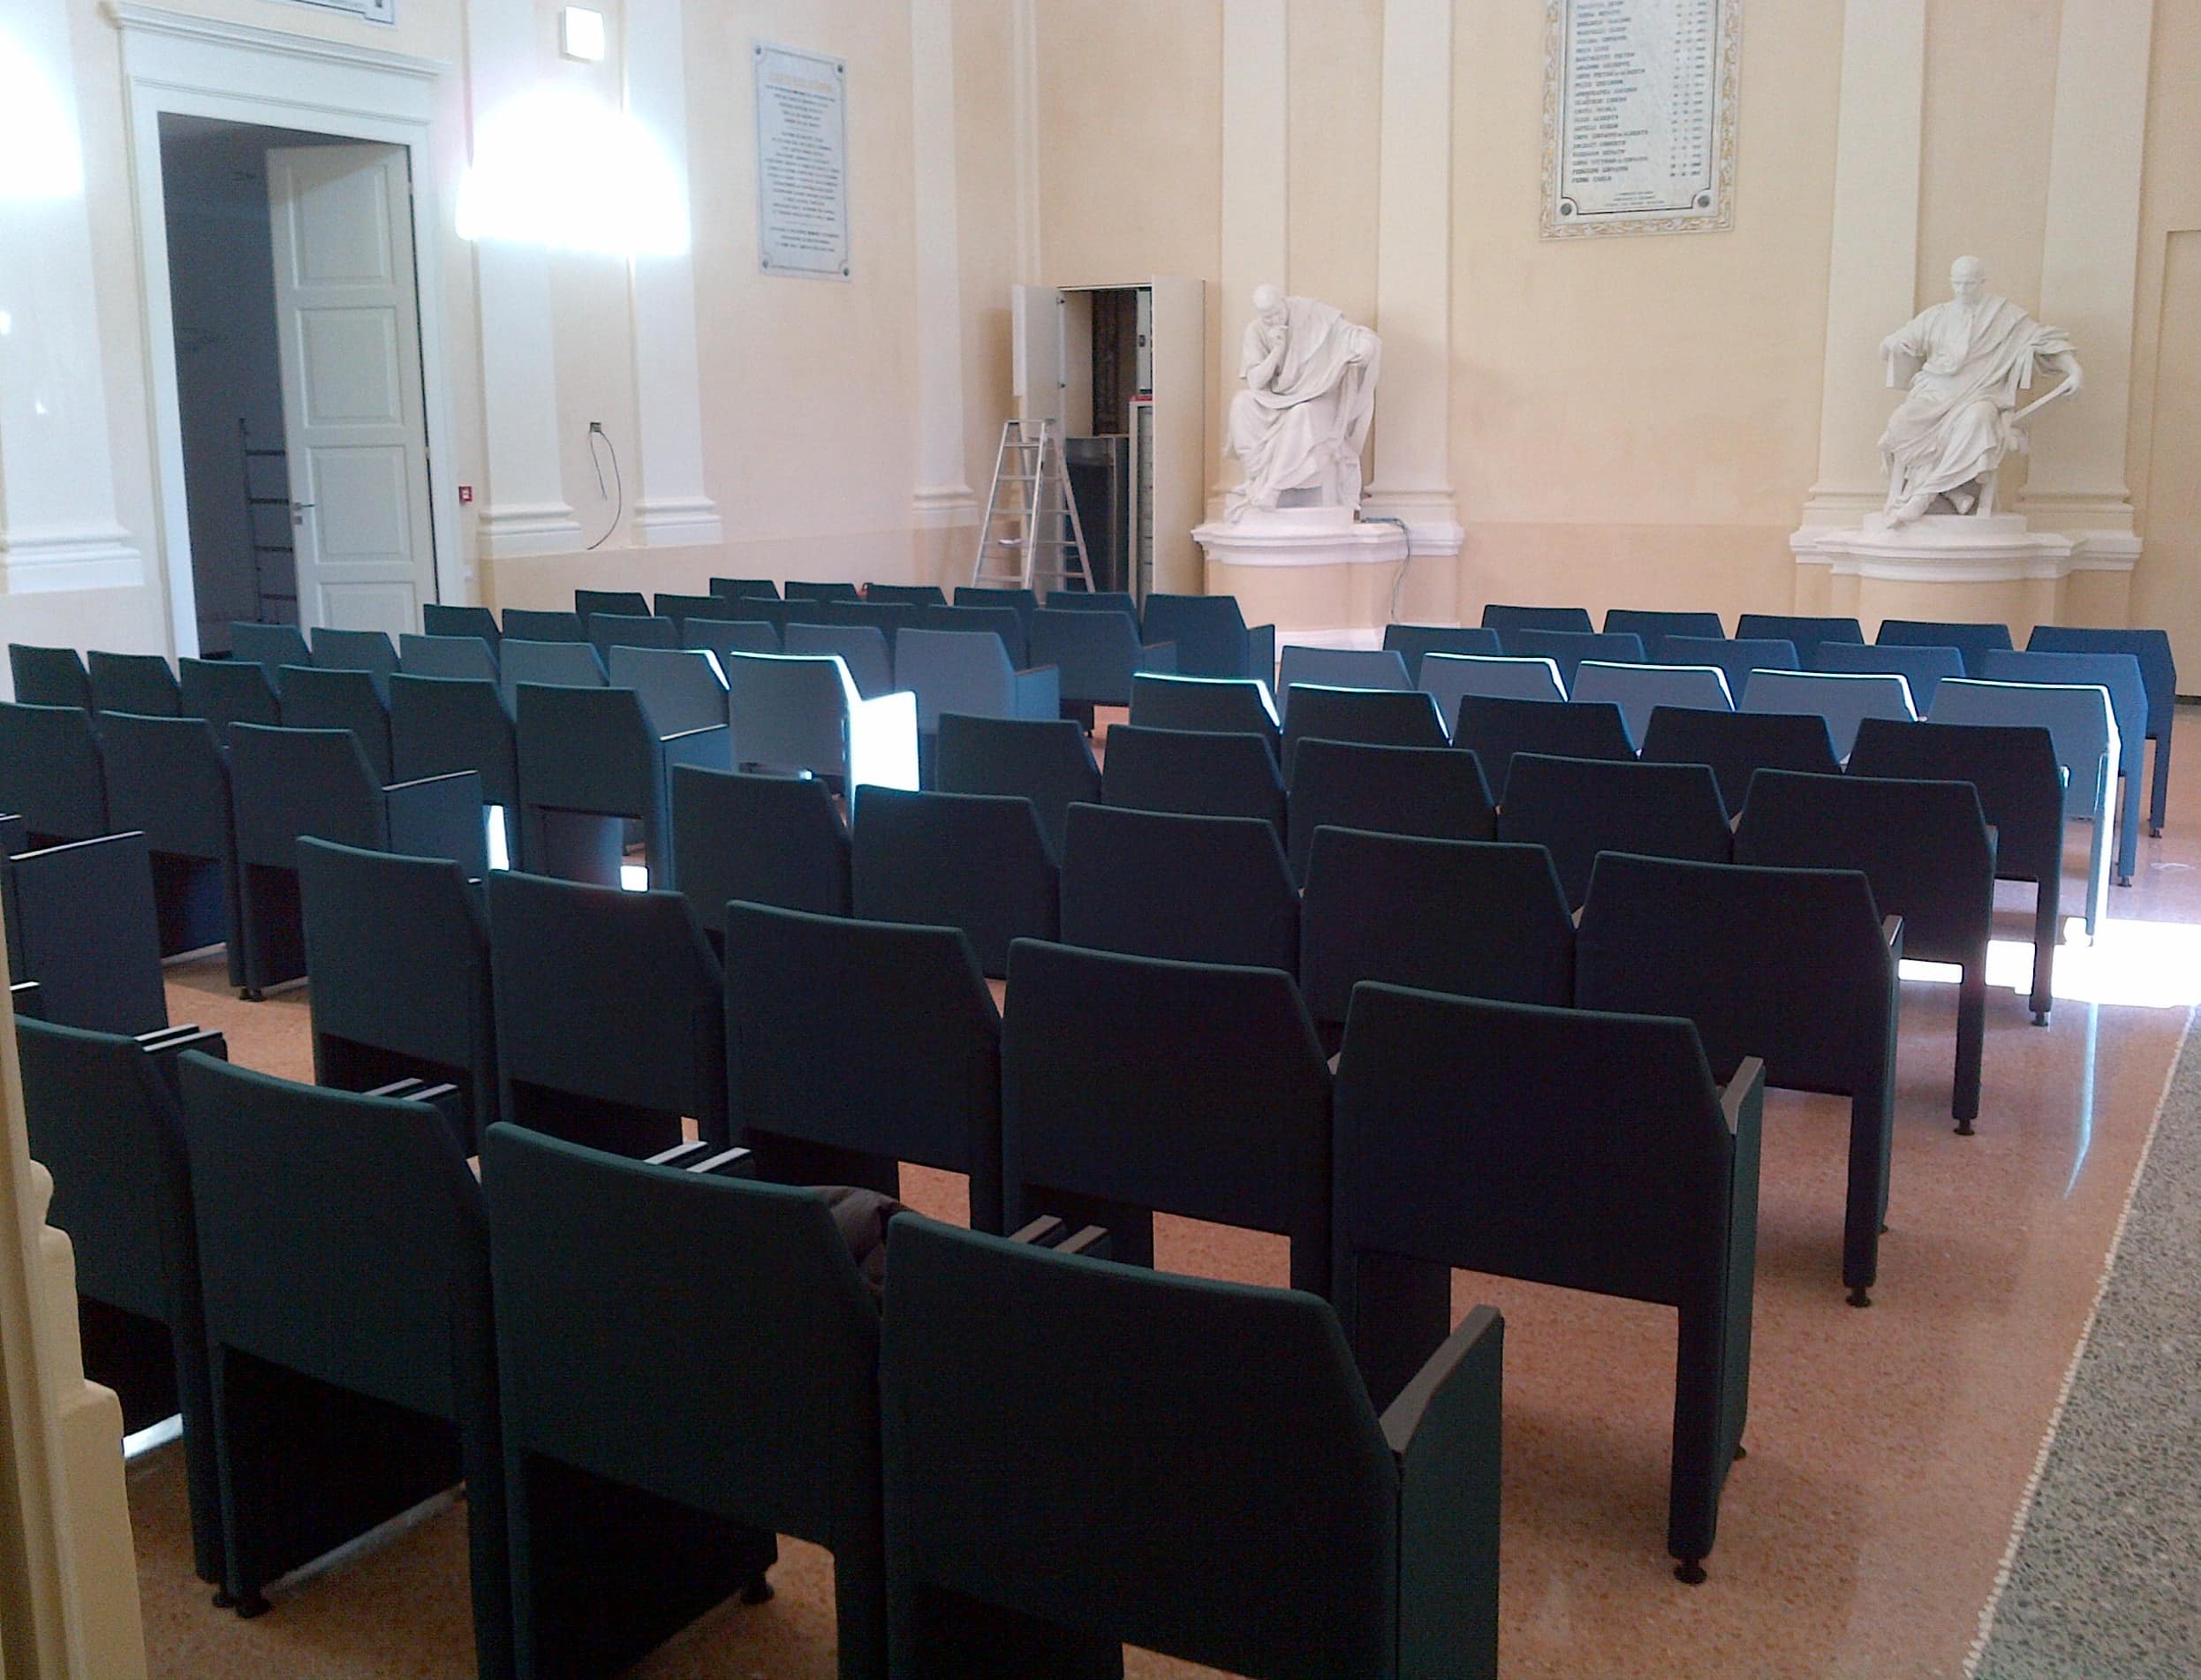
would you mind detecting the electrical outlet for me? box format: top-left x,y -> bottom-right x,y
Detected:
588,420 -> 606,435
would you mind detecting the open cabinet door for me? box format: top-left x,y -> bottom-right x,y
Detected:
266,142 -> 435,637
1011,284 -> 1066,429
1146,276 -> 1206,594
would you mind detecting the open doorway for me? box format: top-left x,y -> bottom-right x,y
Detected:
157,115 -> 436,655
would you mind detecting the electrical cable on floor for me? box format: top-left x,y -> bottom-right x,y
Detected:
586,424 -> 622,551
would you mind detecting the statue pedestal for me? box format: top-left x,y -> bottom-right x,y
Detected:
1789,511 -> 2132,632
1191,506 -> 1411,650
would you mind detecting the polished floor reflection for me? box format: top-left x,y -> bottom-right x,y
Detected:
130,716 -> 2197,1678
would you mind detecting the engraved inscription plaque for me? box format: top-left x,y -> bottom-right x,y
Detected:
755,42 -> 850,279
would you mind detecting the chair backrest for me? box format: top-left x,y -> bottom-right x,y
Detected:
1301,830 -> 1572,1025
297,836 -> 493,1146
1876,617 -> 2010,677
1451,695 -> 1635,803
497,638 -> 606,710
1100,723 -> 1287,834
277,663 -> 392,783
310,626 -> 398,697
1043,587 -> 1141,623
486,869 -> 725,1152
912,603 -> 1028,668
894,627 -> 1018,731
400,632 -> 499,684
865,582 -> 947,607
1059,801 -> 1297,972
1569,661 -> 1732,749
575,588 -> 651,620
1003,937 -> 1332,1270
1284,738 -> 1496,884
1653,635 -> 1800,702
1334,984 -> 1732,1308
514,683 -> 658,828
1980,649 -> 2147,765
711,576 -> 782,602
1282,683 -> 1450,773
1275,647 -> 1411,713
1141,594 -> 1254,677
1638,704 -> 1840,814
651,591 -> 730,625
4,834 -> 167,1035
1734,613 -> 1864,665
1814,641 -> 1964,711
953,586 -> 1038,623
1479,603 -> 1592,633
94,711 -> 231,863
8,645 -> 90,710
1496,753 -> 1731,910
850,786 -> 1056,979
227,622 -> 311,683
178,659 -> 279,740
226,724 -> 384,866
1849,716 -> 2064,882
1494,628 -> 1646,685
423,603 -> 501,645
502,608 -> 586,643
723,901 -> 1001,1223
1127,672 -> 1280,756
1603,609 -> 1725,645
586,613 -> 679,660
1928,677 -> 2115,821
880,1215 -> 1395,1676
87,652 -> 180,716
723,653 -> 858,780
1733,769 -> 1993,960
783,623 -> 894,700
785,579 -> 861,602
670,765 -> 851,930
1577,850 -> 1889,1093
0,702 -> 108,843
680,617 -> 781,660
2026,625 -> 2176,740
1380,623 -> 1501,682
1741,668 -> 1917,760
1420,653 -> 1568,721
814,599 -> 922,645
934,713 -> 1099,859
1026,609 -> 1148,707
606,644 -> 729,738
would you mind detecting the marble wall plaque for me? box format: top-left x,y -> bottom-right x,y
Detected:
754,42 -> 850,279
1541,0 -> 1740,239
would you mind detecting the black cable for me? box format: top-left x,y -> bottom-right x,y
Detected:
586,425 -> 622,551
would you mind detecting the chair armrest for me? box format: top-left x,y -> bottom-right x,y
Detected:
1247,624 -> 1277,684
1012,664 -> 1061,719
1881,915 -> 1904,960
647,1140 -> 716,1169
7,980 -> 41,1021
382,769 -> 488,877
1387,1303 -> 1503,1680
136,1025 -> 226,1094
1138,639 -> 1178,675
683,1145 -> 754,1178
1010,1216 -> 1114,1258
660,723 -> 732,775
1721,1057 -> 1766,1139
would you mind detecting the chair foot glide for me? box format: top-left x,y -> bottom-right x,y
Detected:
739,1572 -> 775,1606
1847,1287 -> 1872,1308
240,988 -> 264,1003
2031,1010 -> 2049,1027
1675,1559 -> 1706,1585
1733,1443 -> 1747,1462
235,1592 -> 271,1620
1955,1119 -> 1975,1137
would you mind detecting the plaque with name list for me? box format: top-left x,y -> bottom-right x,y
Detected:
755,41 -> 851,279
1541,0 -> 1741,239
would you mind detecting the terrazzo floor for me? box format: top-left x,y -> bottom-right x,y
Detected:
125,712 -> 2201,1678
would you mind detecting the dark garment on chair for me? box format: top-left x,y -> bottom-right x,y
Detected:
1002,937 -> 1334,1294
1100,724 -> 1286,835
851,786 -> 1056,980
4,834 -> 168,1036
0,700 -> 108,846
2027,624 -> 2178,834
1480,603 -> 1592,634
1381,623 -> 1501,682
724,900 -> 1003,1232
1605,609 -> 1725,646
1451,695 -> 1635,804
9,644 -> 91,709
670,766 -> 851,936
934,713 -> 1099,860
1850,716 -> 2064,1022
279,663 -> 393,783
96,711 -> 243,980
1736,769 -> 1995,1128
483,1126 -> 858,1677
1059,800 -> 1297,972
1577,851 -> 1902,1303
1639,704 -> 1840,815
88,652 -> 181,715
1496,753 -> 1730,911
176,1056 -> 511,1673
1285,739 -> 1495,884
1281,686 -> 1448,778
1333,983 -> 1759,1578
487,869 -> 727,1157
880,1215 -> 1502,1680
299,837 -> 496,1149
1876,618 -> 2010,677
179,659 -> 280,742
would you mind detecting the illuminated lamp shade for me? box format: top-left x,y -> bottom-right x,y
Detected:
0,30 -> 87,203
456,87 -> 688,257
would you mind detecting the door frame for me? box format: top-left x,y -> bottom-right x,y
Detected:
112,4 -> 464,658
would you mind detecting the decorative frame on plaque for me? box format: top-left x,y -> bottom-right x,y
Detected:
1541,0 -> 1741,240
754,41 -> 851,280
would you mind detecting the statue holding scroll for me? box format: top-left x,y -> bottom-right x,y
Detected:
1877,256 -> 2081,527
1223,285 -> 1381,520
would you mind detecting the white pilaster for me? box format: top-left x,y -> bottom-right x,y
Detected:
2015,0 -> 2153,562
465,0 -> 582,558
623,0 -> 720,548
1360,0 -> 1461,557
0,0 -> 142,596
910,0 -> 976,530
1010,0 -> 1041,284
1214,0 -> 1289,515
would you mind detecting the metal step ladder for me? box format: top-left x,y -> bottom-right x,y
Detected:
971,419 -> 1096,595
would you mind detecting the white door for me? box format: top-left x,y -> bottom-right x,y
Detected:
266,142 -> 435,637
1011,284 -> 1066,429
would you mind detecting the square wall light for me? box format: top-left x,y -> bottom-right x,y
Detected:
560,6 -> 607,62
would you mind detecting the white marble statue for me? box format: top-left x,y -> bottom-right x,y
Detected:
1877,256 -> 2081,526
1223,284 -> 1380,520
